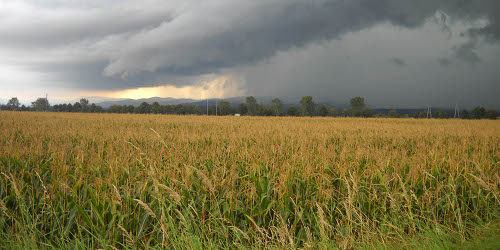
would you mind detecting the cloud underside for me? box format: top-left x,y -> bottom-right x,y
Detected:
1,0 -> 500,107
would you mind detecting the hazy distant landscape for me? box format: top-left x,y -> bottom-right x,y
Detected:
1,95 -> 497,120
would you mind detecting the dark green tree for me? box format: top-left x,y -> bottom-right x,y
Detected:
270,98 -> 283,116
246,96 -> 258,116
152,102 -> 161,114
73,102 -> 82,112
207,106 -> 216,115
218,101 -> 232,115
7,97 -> 20,111
136,102 -> 152,114
89,103 -> 103,113
343,108 -> 351,117
163,105 -> 174,114
109,105 -> 122,113
185,105 -> 201,115
287,106 -> 299,116
257,105 -> 273,116
318,105 -> 329,117
52,104 -> 61,112
238,103 -> 248,115
31,97 -> 50,111
472,106 -> 486,119
350,97 -> 365,117
299,96 -> 315,116
329,107 -> 338,117
462,110 -> 470,119
80,98 -> 89,112
123,105 -> 131,113
174,104 -> 185,115
363,108 -> 374,117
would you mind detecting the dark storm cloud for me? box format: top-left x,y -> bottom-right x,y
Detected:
28,61 -> 140,91
102,0 -> 440,78
28,60 -> 201,91
100,0 -> 500,79
4,0 -> 499,81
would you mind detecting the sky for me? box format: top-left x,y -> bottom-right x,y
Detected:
0,0 -> 499,108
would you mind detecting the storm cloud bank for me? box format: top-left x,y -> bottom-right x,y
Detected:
1,0 -> 499,107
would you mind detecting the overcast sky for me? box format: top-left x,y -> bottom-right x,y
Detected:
0,0 -> 499,108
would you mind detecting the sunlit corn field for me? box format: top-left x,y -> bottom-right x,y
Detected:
0,111 -> 499,249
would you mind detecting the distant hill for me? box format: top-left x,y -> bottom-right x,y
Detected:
97,96 -> 347,108
97,97 -> 198,108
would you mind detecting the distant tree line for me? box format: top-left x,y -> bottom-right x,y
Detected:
0,96 -> 497,119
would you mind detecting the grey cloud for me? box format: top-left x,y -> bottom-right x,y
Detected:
3,0 -> 500,80
388,58 -> 407,67
30,61 -> 139,91
0,0 -> 177,48
453,41 -> 481,64
466,3 -> 500,42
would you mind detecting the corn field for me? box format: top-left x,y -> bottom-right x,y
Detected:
0,111 -> 498,249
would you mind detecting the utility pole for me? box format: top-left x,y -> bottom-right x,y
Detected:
207,98 -> 209,115
453,103 -> 460,119
215,99 -> 218,116
426,106 -> 432,119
